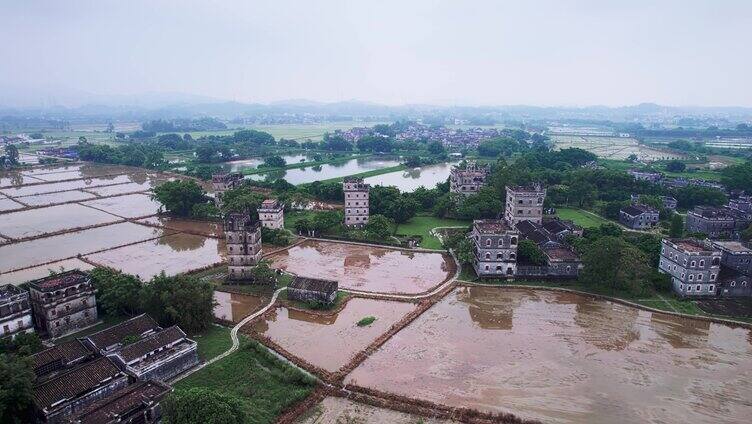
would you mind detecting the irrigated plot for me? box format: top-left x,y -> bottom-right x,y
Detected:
0,258 -> 94,286
296,397 -> 456,424
247,298 -> 415,372
137,216 -> 223,237
0,203 -> 121,239
85,233 -> 225,280
27,164 -> 141,181
14,190 -> 96,207
0,196 -> 25,212
0,172 -> 43,188
84,182 -> 151,197
213,291 -> 267,323
0,222 -> 169,273
82,193 -> 162,218
266,240 -> 455,294
0,175 -> 133,197
346,287 -> 752,424
19,164 -> 84,176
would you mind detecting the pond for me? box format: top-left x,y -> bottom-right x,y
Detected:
266,240 -> 455,294
248,157 -> 402,185
219,154 -> 310,172
213,291 -> 267,323
364,162 -> 457,192
346,287 -> 752,424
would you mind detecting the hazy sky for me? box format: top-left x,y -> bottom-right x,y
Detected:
2,0 -> 751,107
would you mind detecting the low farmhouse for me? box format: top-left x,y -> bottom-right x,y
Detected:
288,277 -> 338,304
108,326 -> 199,382
31,339 -> 94,381
0,284 -> 34,339
83,314 -> 160,355
67,380 -> 171,424
619,204 -> 659,230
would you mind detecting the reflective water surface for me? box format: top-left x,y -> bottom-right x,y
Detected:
213,291 -> 267,323
267,240 -> 455,294
346,287 -> 752,424
249,157 -> 402,185
249,298 -> 415,371
364,162 -> 458,192
0,203 -> 120,238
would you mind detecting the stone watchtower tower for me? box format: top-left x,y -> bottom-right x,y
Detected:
211,173 -> 243,207
224,213 -> 262,281
449,161 -> 490,196
258,199 -> 285,229
343,177 -> 370,228
505,184 -> 546,226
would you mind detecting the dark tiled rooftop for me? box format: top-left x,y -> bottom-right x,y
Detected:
621,204 -> 656,216
69,380 -> 171,424
117,326 -> 187,363
32,340 -> 92,374
33,357 -> 123,411
85,314 -> 159,351
289,277 -> 338,294
0,284 -> 23,300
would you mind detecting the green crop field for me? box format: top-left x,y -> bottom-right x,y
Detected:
395,215 -> 471,249
556,208 -> 612,228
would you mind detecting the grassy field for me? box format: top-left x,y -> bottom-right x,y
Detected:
556,208 -> 612,228
244,154 -> 371,176
190,324 -> 232,361
395,215 -> 471,249
315,164 -> 406,184
174,338 -> 316,424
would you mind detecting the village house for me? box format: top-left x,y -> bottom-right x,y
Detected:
32,356 -> 130,424
107,325 -> 199,382
541,218 -> 583,241
710,241 -> 752,297
28,271 -> 98,339
685,206 -> 749,239
619,204 -> 659,229
449,161 -> 490,196
224,213 -> 263,281
662,196 -> 678,210
659,239 -> 722,297
83,314 -> 160,355
471,219 -> 519,277
504,184 -> 546,226
67,380 -> 171,424
211,172 -> 243,206
31,339 -> 95,382
0,284 -> 34,339
628,169 -> 662,182
514,221 -> 582,278
343,176 -> 370,228
287,276 -> 338,304
258,199 -> 285,229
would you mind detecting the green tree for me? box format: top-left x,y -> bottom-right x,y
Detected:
580,236 -> 651,295
262,155 -> 286,168
669,213 -> 684,238
427,141 -> 446,155
742,223 -> 752,241
4,144 -> 19,165
162,388 -> 246,424
191,202 -> 219,219
385,196 -> 419,224
250,260 -> 278,285
0,332 -> 43,356
454,237 -> 475,265
665,160 -> 686,172
720,162 -> 752,192
364,214 -> 392,240
517,240 -> 547,265
89,268 -> 143,317
0,353 -> 35,424
140,273 -> 214,333
153,180 -> 208,217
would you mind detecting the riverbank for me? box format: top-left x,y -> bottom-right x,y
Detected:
313,164 -> 407,184
241,153 -> 373,176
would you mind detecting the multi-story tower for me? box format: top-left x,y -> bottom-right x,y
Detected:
224,213 -> 263,281
659,239 -> 722,297
449,161 -> 490,196
0,284 -> 34,339
28,270 -> 98,338
471,219 -> 519,277
211,172 -> 243,207
505,184 -> 546,226
258,199 -> 284,229
343,177 -> 370,228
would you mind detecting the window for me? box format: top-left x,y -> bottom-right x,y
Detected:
696,285 -> 701,291
496,253 -> 503,259
691,261 -> 696,267
743,281 -> 748,287
681,273 -> 685,279
699,260 -> 704,267
485,253 -> 491,259
498,240 -> 504,247
731,281 -> 736,287
689,275 -> 694,281
709,285 -> 715,292
687,286 -> 692,292
485,265 -> 489,271
710,274 -> 716,281
486,239 -> 491,247
698,274 -> 703,281
680,284 -> 684,290
511,237 -> 517,245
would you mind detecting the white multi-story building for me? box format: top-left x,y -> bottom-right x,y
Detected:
449,161 -> 490,196
471,219 -> 519,278
505,184 -> 546,226
224,213 -> 263,281
659,239 -> 722,296
343,177 -> 370,228
258,199 -> 284,229
211,172 -> 243,207
0,284 -> 34,339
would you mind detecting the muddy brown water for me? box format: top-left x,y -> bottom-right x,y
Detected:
346,287 -> 752,424
14,190 -> 96,206
213,291 -> 267,323
0,222 -> 172,273
0,258 -> 94,286
85,233 -> 225,280
0,175 -> 134,197
0,203 -> 121,239
248,298 -> 416,372
82,193 -> 162,218
137,216 -> 223,237
266,240 -> 455,294
295,396 -> 457,424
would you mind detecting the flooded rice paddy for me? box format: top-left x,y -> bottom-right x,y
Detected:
249,157 -> 402,185
364,162 -> 457,192
0,196 -> 24,212
0,259 -> 94,285
0,175 -> 134,197
213,291 -> 267,323
346,287 -> 752,424
220,154 -> 310,172
82,193 -> 162,218
296,397 -> 455,424
0,222 -> 171,273
249,298 -> 416,372
14,190 -> 97,206
137,216 -> 223,237
266,240 -> 455,294
0,203 -> 121,239
85,233 -> 224,280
